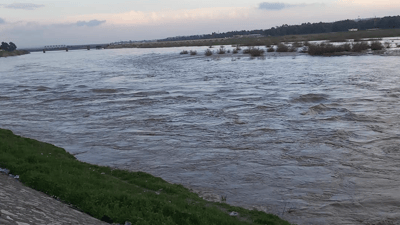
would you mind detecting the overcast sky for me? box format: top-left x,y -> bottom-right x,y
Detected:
0,0 -> 398,48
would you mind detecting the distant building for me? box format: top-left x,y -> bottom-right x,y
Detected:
348,28 -> 358,32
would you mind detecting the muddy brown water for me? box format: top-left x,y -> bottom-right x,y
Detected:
1,47 -> 399,224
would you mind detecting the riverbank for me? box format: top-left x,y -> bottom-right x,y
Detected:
0,50 -> 30,58
107,29 -> 400,49
0,128 -> 291,225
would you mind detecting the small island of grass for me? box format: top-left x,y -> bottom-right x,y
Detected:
0,41 -> 30,58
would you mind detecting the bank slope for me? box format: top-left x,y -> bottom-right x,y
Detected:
0,128 -> 291,225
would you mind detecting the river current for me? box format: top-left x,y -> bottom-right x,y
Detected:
1,47 -> 400,224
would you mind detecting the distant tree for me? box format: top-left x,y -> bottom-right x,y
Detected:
9,42 -> 17,51
156,15 -> 400,42
0,42 -> 17,52
1,42 -> 10,51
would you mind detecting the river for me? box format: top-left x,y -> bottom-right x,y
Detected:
1,47 -> 399,224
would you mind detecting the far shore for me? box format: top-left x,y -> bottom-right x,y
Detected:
0,50 -> 30,58
106,28 -> 400,49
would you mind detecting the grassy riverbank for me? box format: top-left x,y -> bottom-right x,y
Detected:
0,50 -> 30,58
107,28 -> 400,49
0,50 -> 30,57
0,128 -> 291,225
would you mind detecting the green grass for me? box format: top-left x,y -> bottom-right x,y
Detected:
0,128 -> 291,225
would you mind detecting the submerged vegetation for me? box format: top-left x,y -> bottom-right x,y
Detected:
370,41 -> 384,50
276,43 -> 289,52
205,49 -> 213,56
0,128 -> 291,225
217,46 -> 226,54
307,41 -> 389,56
245,47 -> 265,57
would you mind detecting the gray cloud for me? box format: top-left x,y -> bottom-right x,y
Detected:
76,20 -> 106,27
0,18 -> 5,24
0,3 -> 45,10
258,2 -> 311,11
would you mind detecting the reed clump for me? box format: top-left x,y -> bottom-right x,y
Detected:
205,49 -> 213,56
307,41 -> 370,55
243,48 -> 251,54
276,43 -> 289,52
351,42 -> 369,52
180,50 -> 189,54
307,42 -> 350,55
267,46 -> 275,52
190,50 -> 197,55
370,41 -> 384,50
217,46 -> 226,54
249,48 -> 265,57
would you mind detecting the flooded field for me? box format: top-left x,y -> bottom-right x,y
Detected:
1,47 -> 399,224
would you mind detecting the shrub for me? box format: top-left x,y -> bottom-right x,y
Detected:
303,41 -> 310,46
370,41 -> 384,50
308,43 -> 334,55
216,47 -> 226,54
342,43 -> 352,52
352,42 -> 369,52
180,50 -> 188,54
249,48 -> 265,57
232,49 -> 238,54
267,46 -> 275,52
307,43 -> 351,55
227,49 -> 231,53
276,43 -> 289,52
243,48 -> 251,54
205,49 -> 213,56
190,50 -> 197,55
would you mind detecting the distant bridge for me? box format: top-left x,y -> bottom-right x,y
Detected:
22,44 -> 110,53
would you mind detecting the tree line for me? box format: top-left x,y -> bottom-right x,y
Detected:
1,42 -> 17,52
158,15 -> 400,42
